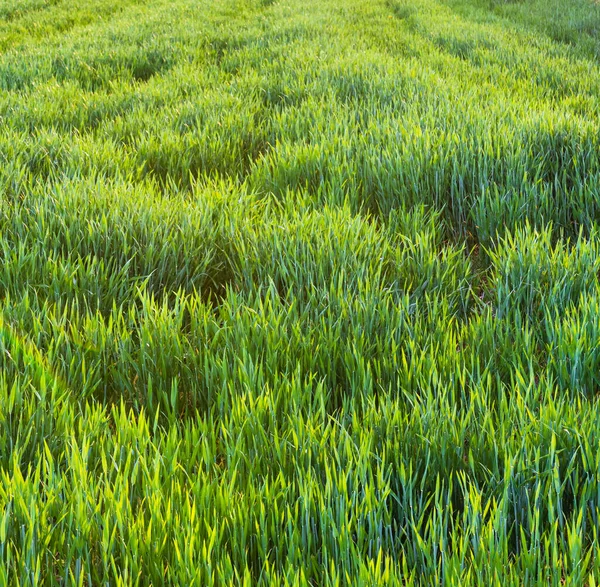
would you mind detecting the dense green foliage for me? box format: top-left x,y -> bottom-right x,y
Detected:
1,0 -> 600,583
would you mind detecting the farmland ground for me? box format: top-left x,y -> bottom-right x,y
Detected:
1,0 -> 600,584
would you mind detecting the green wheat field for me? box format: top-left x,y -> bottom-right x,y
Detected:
2,0 -> 600,584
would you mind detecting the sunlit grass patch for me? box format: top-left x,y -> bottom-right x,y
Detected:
1,0 -> 600,583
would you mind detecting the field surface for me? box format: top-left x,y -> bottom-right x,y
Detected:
2,0 -> 600,584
